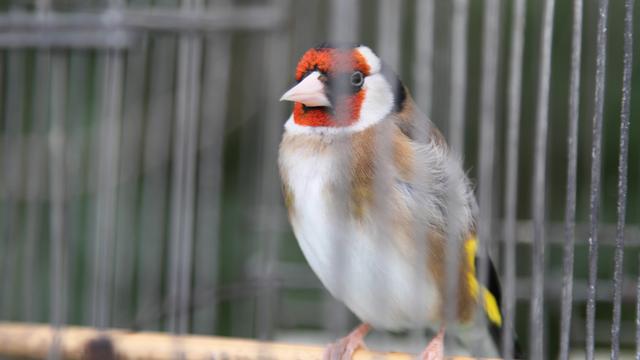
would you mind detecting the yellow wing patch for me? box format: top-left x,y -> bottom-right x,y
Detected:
464,236 -> 503,326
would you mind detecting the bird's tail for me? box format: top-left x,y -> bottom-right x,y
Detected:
457,236 -> 524,358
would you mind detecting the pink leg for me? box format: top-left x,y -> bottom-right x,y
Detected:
323,323 -> 371,360
419,327 -> 445,360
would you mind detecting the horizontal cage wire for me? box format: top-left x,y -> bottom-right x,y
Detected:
0,0 -> 638,359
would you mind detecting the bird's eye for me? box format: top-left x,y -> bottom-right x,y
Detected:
350,71 -> 364,87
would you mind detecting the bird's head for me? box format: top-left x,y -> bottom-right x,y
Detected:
280,44 -> 405,133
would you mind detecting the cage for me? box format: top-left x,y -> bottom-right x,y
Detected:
0,0 -> 638,359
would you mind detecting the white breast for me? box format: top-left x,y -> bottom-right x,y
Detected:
279,134 -> 441,331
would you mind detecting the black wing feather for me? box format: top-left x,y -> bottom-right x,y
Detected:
475,255 -> 524,359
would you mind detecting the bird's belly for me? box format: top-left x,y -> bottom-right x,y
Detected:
290,192 -> 441,330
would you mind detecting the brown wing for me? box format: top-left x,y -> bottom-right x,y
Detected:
391,87 -> 448,149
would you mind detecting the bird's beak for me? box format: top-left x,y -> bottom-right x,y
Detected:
280,71 -> 331,107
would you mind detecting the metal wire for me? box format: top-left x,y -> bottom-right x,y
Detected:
0,1 -> 639,358
47,52 -> 68,360
68,51 -> 91,326
0,50 -> 25,320
530,0 -> 556,357
112,35 -> 148,329
586,0 -> 609,358
378,0 -> 403,71
323,0 -> 360,338
0,8 -> 285,32
559,0 -> 583,358
447,0 -> 468,153
329,0 -> 359,44
22,50 -> 51,323
255,0 -> 290,341
167,0 -> 204,335
610,0 -> 634,357
637,255 -> 640,360
135,35 -> 176,331
475,0 -> 501,355
414,0 -> 435,116
442,0 -> 470,345
501,0 -> 526,357
192,7 -> 232,333
90,49 -> 125,329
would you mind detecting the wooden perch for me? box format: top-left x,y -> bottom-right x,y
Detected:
0,322 -> 493,359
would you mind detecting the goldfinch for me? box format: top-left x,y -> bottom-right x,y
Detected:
278,44 -> 521,359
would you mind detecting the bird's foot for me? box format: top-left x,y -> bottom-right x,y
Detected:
323,323 -> 371,360
418,327 -> 445,360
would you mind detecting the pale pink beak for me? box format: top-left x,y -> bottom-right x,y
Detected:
280,71 -> 331,107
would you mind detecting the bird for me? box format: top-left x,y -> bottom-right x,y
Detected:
278,43 -> 521,360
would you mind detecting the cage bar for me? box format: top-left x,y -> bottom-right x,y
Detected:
558,0 -> 583,358
501,0 -> 526,357
192,0 -> 232,334
22,50 -> 51,323
610,0 -> 634,358
0,0 -> 637,358
323,0 -> 361,338
476,0 -> 501,353
329,0 -> 359,44
90,49 -> 125,329
636,255 -> 640,359
254,0 -> 290,341
48,52 -> 68,360
377,0 -> 403,72
0,7 -> 286,33
166,0 -> 204,335
112,34 -> 148,329
414,0 -> 435,116
135,34 -> 177,331
530,0 -> 556,357
0,50 -> 26,321
586,0 -> 609,358
447,0 -> 468,153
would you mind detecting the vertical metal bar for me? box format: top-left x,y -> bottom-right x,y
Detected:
414,0 -> 435,116
90,0 -> 126,330
585,0 -> 609,358
443,1 -> 470,343
112,35 -> 148,329
135,35 -> 176,331
229,36 -> 262,338
291,0 -> 322,53
637,256 -> 640,360
22,51 -> 51,323
377,0 -> 403,71
476,0 -> 501,351
530,0 -> 556,358
48,52 -> 68,360
90,49 -> 125,329
0,50 -> 25,320
610,0 -> 634,358
501,0 -> 526,357
329,0 -> 359,44
192,7 -> 231,333
377,0 -> 403,328
324,0 -> 360,337
447,0 -> 468,153
167,0 -> 203,334
559,0 -> 583,358
68,51 -> 91,326
255,0 -> 290,340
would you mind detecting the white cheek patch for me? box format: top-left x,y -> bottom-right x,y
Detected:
357,46 -> 381,73
358,73 -> 394,128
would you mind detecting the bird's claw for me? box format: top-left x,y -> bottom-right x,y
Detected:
322,323 -> 370,360
418,328 -> 445,360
